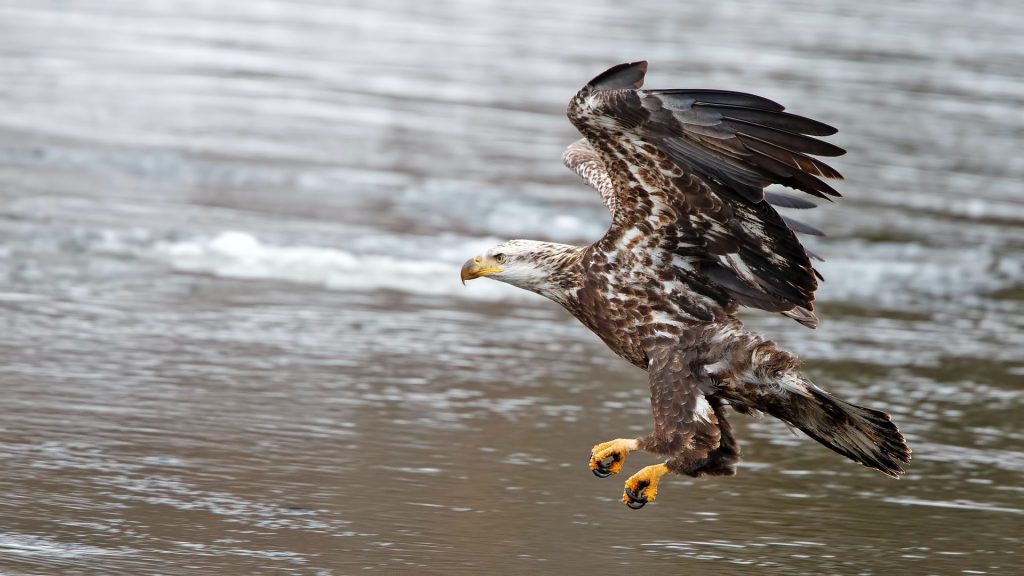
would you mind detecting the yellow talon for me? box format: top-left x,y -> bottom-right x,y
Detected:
589,438 -> 638,477
622,463 -> 670,508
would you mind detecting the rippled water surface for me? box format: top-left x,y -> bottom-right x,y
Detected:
1,0 -> 1023,574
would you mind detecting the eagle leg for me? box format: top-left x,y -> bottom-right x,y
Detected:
589,438 -> 639,478
673,396 -> 740,478
622,462 -> 670,509
615,342 -> 724,508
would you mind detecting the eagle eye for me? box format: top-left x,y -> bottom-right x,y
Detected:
494,253 -> 507,264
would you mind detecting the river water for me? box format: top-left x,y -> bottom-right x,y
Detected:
0,0 -> 1022,574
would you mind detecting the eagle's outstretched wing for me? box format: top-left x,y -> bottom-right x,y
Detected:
565,61 -> 845,325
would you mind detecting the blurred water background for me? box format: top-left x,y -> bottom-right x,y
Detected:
0,0 -> 1022,574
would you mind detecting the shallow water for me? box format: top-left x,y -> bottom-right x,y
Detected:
0,0 -> 1022,574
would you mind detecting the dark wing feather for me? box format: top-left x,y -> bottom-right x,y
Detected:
566,61 -> 842,321
782,216 -> 825,236
765,191 -> 817,209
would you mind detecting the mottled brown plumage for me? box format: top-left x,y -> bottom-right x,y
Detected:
461,61 -> 910,507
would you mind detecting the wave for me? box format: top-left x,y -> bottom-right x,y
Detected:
150,231 -> 534,301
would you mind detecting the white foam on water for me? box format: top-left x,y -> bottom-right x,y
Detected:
0,532 -> 124,559
817,240 -> 1020,310
149,231 -> 538,302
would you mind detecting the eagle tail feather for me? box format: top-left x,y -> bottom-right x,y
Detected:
784,383 -> 911,478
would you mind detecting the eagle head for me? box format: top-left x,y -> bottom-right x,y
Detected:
460,239 -> 582,301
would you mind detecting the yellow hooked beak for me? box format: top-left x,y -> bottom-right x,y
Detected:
460,256 -> 503,285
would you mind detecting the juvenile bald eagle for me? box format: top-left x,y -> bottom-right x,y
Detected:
461,61 -> 910,508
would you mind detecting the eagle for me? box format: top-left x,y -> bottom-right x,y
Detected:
460,61 -> 910,509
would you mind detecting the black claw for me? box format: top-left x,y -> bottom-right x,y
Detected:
624,484 -> 644,501
590,453 -> 619,479
624,483 -> 649,510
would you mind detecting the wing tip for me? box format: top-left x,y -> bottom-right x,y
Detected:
820,125 -> 840,137
765,191 -> 818,210
588,60 -> 648,91
782,306 -> 819,329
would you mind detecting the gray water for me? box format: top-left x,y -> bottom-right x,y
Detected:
1,0 -> 1022,574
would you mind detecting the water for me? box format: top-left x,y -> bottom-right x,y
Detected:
0,0 -> 1022,574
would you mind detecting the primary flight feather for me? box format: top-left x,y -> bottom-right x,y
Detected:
461,61 -> 910,508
